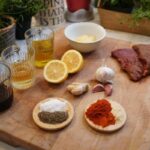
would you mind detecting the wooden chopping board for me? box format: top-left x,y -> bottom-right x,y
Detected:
0,29 -> 150,150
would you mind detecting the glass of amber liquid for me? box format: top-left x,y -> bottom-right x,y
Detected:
25,26 -> 54,67
1,45 -> 35,90
0,62 -> 13,112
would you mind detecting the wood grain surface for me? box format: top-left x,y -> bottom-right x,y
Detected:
0,29 -> 150,150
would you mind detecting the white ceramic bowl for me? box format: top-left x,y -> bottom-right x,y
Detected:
64,22 -> 106,53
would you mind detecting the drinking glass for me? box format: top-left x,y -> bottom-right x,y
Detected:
25,26 -> 54,68
0,62 -> 13,112
1,45 -> 35,90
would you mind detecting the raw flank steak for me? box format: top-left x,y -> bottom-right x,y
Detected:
111,48 -> 144,81
132,44 -> 150,77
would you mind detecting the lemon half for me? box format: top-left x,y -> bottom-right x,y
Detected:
61,50 -> 84,73
43,60 -> 68,83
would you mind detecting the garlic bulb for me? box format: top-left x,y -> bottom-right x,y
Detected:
95,66 -> 115,83
67,82 -> 89,96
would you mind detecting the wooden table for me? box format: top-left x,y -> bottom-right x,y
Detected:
0,29 -> 150,150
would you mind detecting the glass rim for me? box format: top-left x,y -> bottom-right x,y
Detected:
1,44 -> 35,60
1,45 -> 19,60
24,26 -> 54,39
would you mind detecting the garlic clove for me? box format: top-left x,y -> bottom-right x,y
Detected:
71,86 -> 85,96
67,82 -> 89,96
104,83 -> 113,97
92,84 -> 104,93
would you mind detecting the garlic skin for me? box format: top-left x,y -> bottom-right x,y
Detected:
95,66 -> 115,83
67,82 -> 89,96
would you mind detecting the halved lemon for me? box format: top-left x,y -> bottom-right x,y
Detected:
61,50 -> 84,73
43,60 -> 68,83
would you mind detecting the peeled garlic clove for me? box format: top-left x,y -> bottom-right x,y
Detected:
67,84 -> 75,91
67,82 -> 89,96
71,86 -> 85,96
67,83 -> 82,91
95,66 -> 115,83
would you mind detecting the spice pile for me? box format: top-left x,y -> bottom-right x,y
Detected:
38,99 -> 68,124
38,111 -> 68,124
85,99 -> 116,127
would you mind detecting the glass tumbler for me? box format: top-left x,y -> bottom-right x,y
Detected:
1,45 -> 35,90
25,26 -> 54,68
0,62 -> 13,112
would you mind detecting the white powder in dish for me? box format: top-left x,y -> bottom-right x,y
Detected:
40,98 -> 68,112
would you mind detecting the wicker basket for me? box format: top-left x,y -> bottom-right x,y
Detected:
0,16 -> 16,54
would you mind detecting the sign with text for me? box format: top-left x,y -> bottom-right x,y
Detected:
36,0 -> 65,26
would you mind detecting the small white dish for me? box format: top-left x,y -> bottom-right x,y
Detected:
64,22 -> 106,53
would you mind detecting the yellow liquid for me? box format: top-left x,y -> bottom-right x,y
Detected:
11,61 -> 34,89
32,38 -> 54,67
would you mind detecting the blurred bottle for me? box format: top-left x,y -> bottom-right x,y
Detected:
66,0 -> 94,22
66,0 -> 91,12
